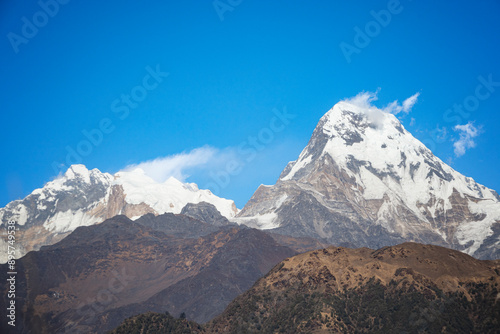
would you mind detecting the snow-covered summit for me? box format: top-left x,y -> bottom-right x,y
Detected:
114,168 -> 237,218
64,164 -> 93,182
30,164 -> 114,196
239,98 -> 500,259
281,100 -> 499,218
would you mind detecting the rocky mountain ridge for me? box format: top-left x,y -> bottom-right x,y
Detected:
0,165 -> 237,262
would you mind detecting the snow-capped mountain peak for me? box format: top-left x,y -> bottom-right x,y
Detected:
64,164 -> 92,181
113,168 -> 237,219
239,99 -> 500,259
164,175 -> 186,186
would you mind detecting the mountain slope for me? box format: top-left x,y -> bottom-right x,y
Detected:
0,165 -> 238,262
237,99 -> 500,259
0,214 -> 295,334
207,243 -> 500,333
181,201 -> 232,226
109,243 -> 500,333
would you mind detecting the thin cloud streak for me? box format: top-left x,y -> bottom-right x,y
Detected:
343,90 -> 420,115
453,122 -> 482,157
122,146 -> 230,182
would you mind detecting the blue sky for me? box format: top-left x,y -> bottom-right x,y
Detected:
1,0 -> 499,208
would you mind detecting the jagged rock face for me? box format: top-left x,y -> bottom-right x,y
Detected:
181,202 -> 232,226
0,165 -> 238,263
237,101 -> 500,259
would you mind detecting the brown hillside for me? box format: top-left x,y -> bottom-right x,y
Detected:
207,243 -> 500,333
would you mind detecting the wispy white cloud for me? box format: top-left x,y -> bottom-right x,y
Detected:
381,92 -> 420,115
121,146 -> 237,182
342,90 -> 420,128
343,90 -> 420,115
402,93 -> 420,113
453,122 -> 482,157
343,90 -> 380,110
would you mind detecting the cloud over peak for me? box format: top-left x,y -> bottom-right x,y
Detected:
343,90 -> 420,115
340,90 -> 420,128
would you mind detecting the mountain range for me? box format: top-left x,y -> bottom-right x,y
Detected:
2,99 -> 499,261
0,165 -> 237,262
1,98 -> 500,333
